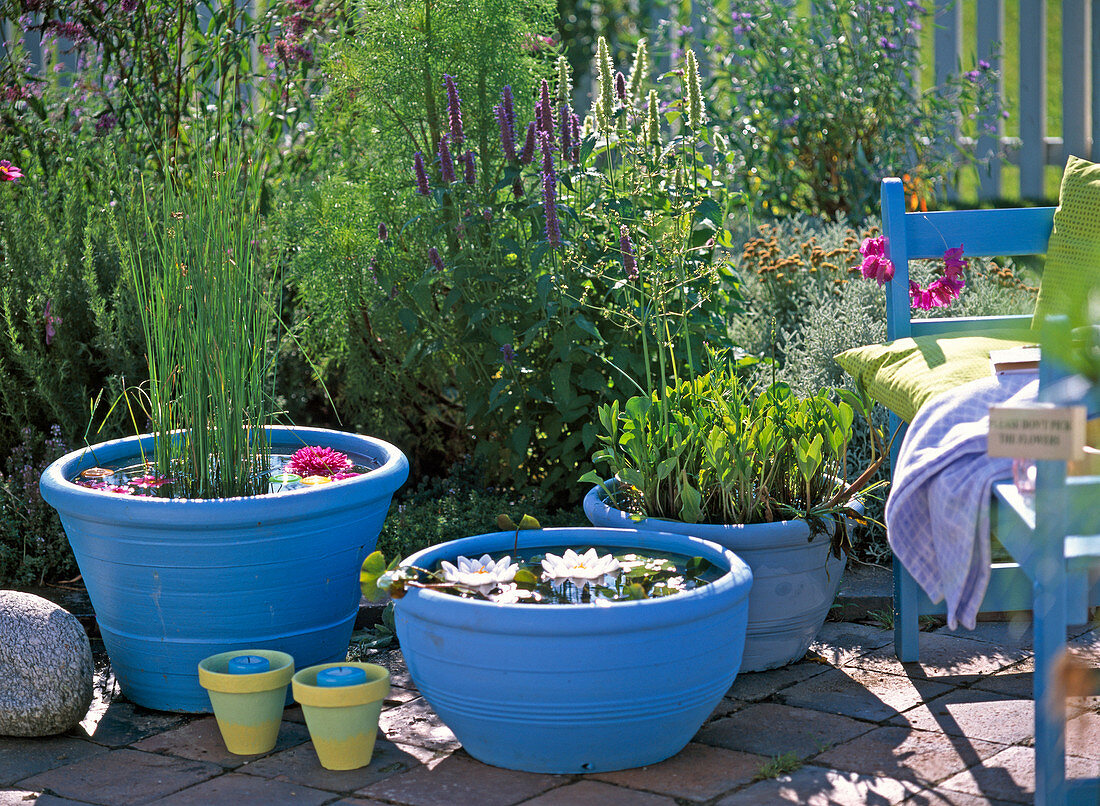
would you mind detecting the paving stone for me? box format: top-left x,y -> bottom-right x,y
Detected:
974,651 -> 1100,708
132,716 -> 311,768
725,660 -> 831,702
713,764 -> 919,805
937,745 -> 1100,803
356,752 -> 562,806
17,749 -> 221,806
77,700 -> 190,748
384,687 -> 421,707
695,702 -> 873,759
813,725 -> 1004,786
706,699 -> 747,721
378,698 -> 459,752
324,799 -> 403,806
1066,710 -> 1100,760
810,621 -> 897,666
778,665 -> 955,722
148,772 -> 333,805
2,792 -> 96,806
241,739 -> 440,792
359,651 -> 414,690
934,617 -> 1035,650
888,689 -> 1034,745
522,780 -> 678,805
589,742 -> 768,802
900,787 -> 1022,805
846,631 -> 1028,682
0,735 -> 106,785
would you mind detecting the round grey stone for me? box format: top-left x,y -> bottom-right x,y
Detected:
0,590 -> 93,736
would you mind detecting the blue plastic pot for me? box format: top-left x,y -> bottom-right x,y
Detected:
394,526 -> 752,773
584,485 -> 854,672
39,426 -> 408,713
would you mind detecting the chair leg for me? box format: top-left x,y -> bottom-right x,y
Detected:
893,557 -> 920,662
1033,564 -> 1069,806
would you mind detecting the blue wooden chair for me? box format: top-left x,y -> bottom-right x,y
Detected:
880,177 -> 1100,804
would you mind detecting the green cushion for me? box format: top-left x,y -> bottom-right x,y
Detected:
1033,154 -> 1100,329
835,330 -> 1037,422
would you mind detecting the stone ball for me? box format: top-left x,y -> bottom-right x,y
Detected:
0,590 -> 94,736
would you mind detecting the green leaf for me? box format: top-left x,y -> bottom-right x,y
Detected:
397,308 -> 418,335
678,482 -> 703,523
518,514 -> 542,530
497,514 -> 516,531
514,568 -> 540,586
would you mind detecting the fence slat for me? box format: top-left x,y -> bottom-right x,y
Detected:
977,0 -> 1006,200
1092,0 -> 1100,160
1019,0 -> 1048,198
935,1 -> 962,201
1063,0 -> 1092,161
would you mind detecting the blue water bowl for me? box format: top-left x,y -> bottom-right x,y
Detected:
393,527 -> 753,773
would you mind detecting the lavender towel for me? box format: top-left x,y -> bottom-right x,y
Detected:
885,371 -> 1039,630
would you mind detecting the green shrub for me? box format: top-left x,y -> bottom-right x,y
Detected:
0,426 -> 75,586
376,459 -> 583,561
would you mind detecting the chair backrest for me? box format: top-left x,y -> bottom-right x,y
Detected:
881,177 -> 1055,341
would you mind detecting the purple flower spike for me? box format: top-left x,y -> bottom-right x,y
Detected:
444,74 -> 464,147
44,299 -> 61,346
378,222 -> 389,242
501,86 -> 516,140
537,79 -> 554,139
519,122 -> 537,165
428,246 -> 445,272
619,225 -> 637,280
569,113 -> 581,163
615,71 -> 627,102
512,175 -> 525,198
463,150 -> 476,185
413,152 -> 430,195
542,173 -> 561,247
559,106 -> 572,161
501,343 -> 516,365
438,136 -> 456,184
496,104 -> 517,162
539,131 -> 555,177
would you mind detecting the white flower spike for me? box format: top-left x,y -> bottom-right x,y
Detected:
440,554 -> 518,594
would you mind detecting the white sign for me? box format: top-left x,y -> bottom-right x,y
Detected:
988,404 -> 1087,461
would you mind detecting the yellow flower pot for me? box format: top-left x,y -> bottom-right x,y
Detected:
292,662 -> 390,770
197,650 -> 295,754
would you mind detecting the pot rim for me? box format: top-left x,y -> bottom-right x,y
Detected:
39,425 -> 409,525
582,482 -> 862,551
394,526 -> 753,635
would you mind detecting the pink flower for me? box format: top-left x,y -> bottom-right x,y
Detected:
130,475 -> 171,489
927,275 -> 964,307
0,160 -> 23,182
909,279 -> 933,310
332,471 -> 361,480
44,299 -> 61,345
287,445 -> 352,477
942,245 -> 967,278
855,236 -> 895,285
105,485 -> 135,495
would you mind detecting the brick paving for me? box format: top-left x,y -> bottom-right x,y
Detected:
3,618 -> 1100,805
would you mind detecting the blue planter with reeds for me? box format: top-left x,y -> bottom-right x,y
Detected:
393,526 -> 752,773
40,426 -> 408,713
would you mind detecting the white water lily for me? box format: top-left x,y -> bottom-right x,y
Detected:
440,554 -> 518,593
541,548 -> 621,585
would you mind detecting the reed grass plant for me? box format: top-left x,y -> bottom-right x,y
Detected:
116,144 -> 279,499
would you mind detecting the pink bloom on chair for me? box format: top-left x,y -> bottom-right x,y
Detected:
942,245 -> 968,278
287,446 -> 352,478
855,236 -> 895,285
